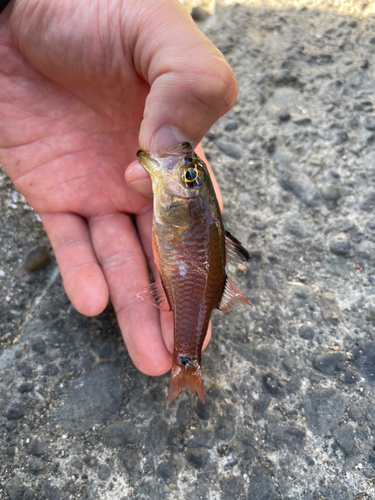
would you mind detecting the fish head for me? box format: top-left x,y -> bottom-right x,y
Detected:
137,142 -> 212,201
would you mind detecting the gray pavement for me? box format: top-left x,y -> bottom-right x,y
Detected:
1,4 -> 375,499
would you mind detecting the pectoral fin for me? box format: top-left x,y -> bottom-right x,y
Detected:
225,230 -> 250,264
136,280 -> 171,312
217,276 -> 252,313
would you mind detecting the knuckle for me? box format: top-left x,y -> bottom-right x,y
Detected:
190,57 -> 238,115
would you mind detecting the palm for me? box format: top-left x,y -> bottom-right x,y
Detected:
2,0 -> 149,213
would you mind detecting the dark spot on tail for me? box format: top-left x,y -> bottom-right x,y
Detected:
179,355 -> 193,366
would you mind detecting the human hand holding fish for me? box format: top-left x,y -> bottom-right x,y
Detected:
0,0 -> 240,388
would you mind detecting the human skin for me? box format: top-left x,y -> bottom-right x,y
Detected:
0,0 -> 237,376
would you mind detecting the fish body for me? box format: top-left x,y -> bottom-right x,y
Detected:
137,143 -> 250,403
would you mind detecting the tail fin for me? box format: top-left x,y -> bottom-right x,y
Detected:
168,361 -> 205,404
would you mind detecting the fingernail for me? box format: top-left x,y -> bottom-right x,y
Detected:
151,124 -> 190,152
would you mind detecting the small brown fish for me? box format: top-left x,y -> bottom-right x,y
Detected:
137,143 -> 251,403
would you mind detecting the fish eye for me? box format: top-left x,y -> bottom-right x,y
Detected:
182,166 -> 200,187
185,167 -> 198,182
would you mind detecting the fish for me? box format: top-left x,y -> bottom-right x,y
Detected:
137,142 -> 251,404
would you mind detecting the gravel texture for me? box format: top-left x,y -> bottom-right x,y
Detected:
1,4 -> 375,499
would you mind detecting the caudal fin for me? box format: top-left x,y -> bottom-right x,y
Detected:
168,362 -> 205,404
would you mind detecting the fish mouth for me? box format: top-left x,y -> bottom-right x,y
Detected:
136,149 -> 158,176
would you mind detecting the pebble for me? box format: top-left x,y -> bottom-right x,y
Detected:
303,389 -> 346,435
176,400 -> 190,427
190,6 -> 210,22
252,395 -> 271,421
18,382 -> 33,393
366,300 -> 375,321
188,429 -> 214,448
320,292 -> 341,322
357,240 -> 375,262
329,232 -> 349,255
278,168 -> 318,206
362,115 -> 375,131
215,417 -> 236,441
312,352 -> 345,376
148,417 -> 168,453
216,140 -> 242,159
5,476 -> 25,500
309,154 -> 323,165
102,422 -> 138,447
262,373 -> 285,397
348,406 -> 365,421
22,489 -> 34,500
344,369 -> 359,384
224,121 -> 239,131
6,402 -> 24,420
28,456 -> 45,476
38,299 -> 60,320
98,464 -> 111,481
284,212 -> 315,239
83,455 -> 98,468
156,461 -> 173,480
360,192 -> 375,212
27,438 -> 46,457
196,400 -> 210,421
266,423 -> 305,451
31,337 -> 46,354
298,325 -> 314,340
118,450 -> 141,475
321,184 -> 342,201
24,246 -> 51,272
321,483 -> 350,500
186,450 -> 207,469
333,425 -> 355,456
41,482 -> 63,500
278,109 -> 290,121
290,283 -> 311,299
248,467 -> 277,500
221,476 -> 244,500
239,192 -> 254,208
336,131 -> 349,143
352,342 -> 375,382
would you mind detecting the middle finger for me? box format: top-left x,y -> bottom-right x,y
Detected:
89,212 -> 172,376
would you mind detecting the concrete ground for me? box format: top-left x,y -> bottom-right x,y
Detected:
1,3 -> 375,500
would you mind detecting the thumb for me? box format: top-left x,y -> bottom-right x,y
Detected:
131,0 -> 237,151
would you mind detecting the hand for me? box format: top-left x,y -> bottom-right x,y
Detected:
0,0 -> 237,375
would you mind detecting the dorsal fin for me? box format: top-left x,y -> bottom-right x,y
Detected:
225,230 -> 250,264
136,280 -> 171,312
217,276 -> 252,313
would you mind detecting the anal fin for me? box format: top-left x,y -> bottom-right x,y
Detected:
136,280 -> 171,312
217,276 -> 252,313
225,230 -> 250,264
